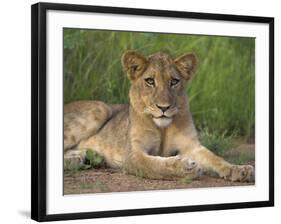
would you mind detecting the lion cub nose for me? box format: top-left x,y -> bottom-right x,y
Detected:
156,104 -> 170,112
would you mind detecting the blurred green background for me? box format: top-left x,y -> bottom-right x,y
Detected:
63,28 -> 255,141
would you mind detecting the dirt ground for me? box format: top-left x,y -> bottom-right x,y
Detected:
64,144 -> 255,195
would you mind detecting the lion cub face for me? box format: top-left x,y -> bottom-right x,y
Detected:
122,50 -> 197,128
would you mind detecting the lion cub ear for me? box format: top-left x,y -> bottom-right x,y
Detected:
122,50 -> 148,80
174,53 -> 198,80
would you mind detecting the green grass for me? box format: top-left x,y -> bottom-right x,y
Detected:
64,150 -> 105,174
199,128 -> 238,156
225,151 -> 255,165
179,177 -> 193,185
84,150 -> 105,168
64,28 -> 255,139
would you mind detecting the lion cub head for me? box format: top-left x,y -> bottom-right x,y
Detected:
122,50 -> 197,128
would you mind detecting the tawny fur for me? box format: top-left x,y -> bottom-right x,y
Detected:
64,50 -> 254,182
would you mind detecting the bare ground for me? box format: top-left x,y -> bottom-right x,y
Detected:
64,144 -> 255,195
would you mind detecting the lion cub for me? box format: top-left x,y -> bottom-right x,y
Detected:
64,50 -> 254,182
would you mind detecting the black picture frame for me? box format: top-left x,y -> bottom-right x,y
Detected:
31,2 -> 274,222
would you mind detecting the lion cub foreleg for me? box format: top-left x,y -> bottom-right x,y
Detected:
184,146 -> 254,182
124,149 -> 202,180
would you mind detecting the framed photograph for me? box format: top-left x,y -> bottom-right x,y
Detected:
31,2 -> 274,222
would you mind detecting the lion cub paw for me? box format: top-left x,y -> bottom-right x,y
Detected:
175,157 -> 203,179
64,149 -> 84,170
224,165 -> 255,182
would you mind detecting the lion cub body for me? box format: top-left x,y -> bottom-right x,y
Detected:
64,51 -> 254,182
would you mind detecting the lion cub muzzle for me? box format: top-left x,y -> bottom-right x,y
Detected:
153,117 -> 173,128
152,103 -> 179,128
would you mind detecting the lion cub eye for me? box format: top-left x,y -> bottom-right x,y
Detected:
170,78 -> 180,86
145,78 -> 155,86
